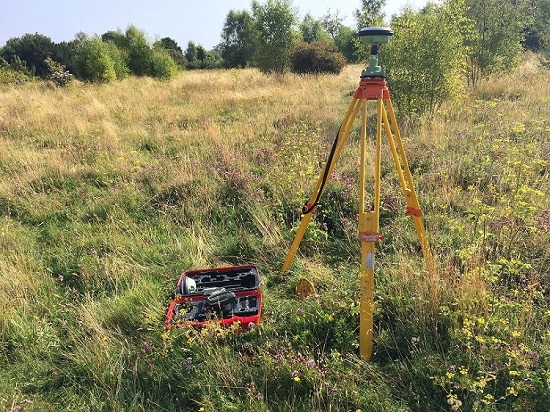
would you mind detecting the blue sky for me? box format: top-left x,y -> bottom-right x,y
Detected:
2,0 -> 428,49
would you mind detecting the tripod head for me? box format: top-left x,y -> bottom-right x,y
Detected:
358,27 -> 393,78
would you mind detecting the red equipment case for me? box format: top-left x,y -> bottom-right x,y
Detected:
165,265 -> 262,331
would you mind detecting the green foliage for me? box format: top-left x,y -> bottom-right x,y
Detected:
252,0 -> 297,74
184,40 -> 198,66
183,41 -> 220,70
534,0 -> 550,66
154,37 -> 186,69
116,26 -> 179,78
0,57 -> 31,85
220,10 -> 258,68
0,33 -> 56,77
299,14 -> 332,44
462,0 -> 528,87
104,41 -> 129,79
44,57 -> 74,86
354,0 -> 386,29
382,2 -> 466,117
289,41 -> 346,74
320,9 -> 345,41
334,26 -> 359,63
126,26 -> 155,76
150,48 -> 178,79
75,37 -> 117,82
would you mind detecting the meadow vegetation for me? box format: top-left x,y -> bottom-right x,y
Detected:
0,58 -> 548,411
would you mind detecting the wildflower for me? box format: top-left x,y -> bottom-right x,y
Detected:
293,376 -> 301,382
506,386 -> 518,396
511,330 -> 521,338
474,335 -> 486,344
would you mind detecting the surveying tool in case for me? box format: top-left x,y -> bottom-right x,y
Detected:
165,265 -> 262,331
280,27 -> 436,360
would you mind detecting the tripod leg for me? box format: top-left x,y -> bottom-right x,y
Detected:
358,98 -> 383,360
281,98 -> 363,272
383,98 -> 437,277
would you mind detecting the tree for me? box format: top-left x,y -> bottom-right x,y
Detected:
252,0 -> 297,74
321,8 -> 345,40
320,9 -> 358,63
1,33 -> 56,77
220,10 -> 257,68
154,37 -> 186,68
105,41 -> 129,79
354,0 -> 386,29
539,0 -> 550,65
461,0 -> 528,87
122,26 -> 177,78
75,37 -> 117,82
382,2 -> 466,117
101,30 -> 129,50
335,25 -> 359,63
523,0 -> 550,64
52,40 -> 79,75
300,14 -> 332,44
185,41 -> 198,69
150,47 -> 178,78
125,26 -> 154,76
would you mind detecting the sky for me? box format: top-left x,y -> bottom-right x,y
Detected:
1,0 -> 428,50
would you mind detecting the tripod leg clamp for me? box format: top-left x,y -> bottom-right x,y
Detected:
405,207 -> 422,217
359,232 -> 384,242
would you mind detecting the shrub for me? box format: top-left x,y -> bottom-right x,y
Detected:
149,48 -> 177,79
0,56 -> 31,85
382,3 -> 466,117
44,57 -> 74,86
75,37 -> 117,83
105,41 -> 129,79
289,41 -> 346,74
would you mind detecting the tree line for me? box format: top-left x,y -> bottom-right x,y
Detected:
1,0 -> 549,115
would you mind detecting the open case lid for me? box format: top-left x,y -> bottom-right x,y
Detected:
175,265 -> 260,296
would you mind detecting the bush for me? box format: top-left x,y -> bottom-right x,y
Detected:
75,37 -> 117,83
149,48 -> 177,79
0,56 -> 31,85
44,57 -> 74,86
382,3 -> 465,117
105,41 -> 129,79
289,41 -> 346,74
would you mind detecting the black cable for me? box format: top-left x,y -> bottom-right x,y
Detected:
302,125 -> 342,214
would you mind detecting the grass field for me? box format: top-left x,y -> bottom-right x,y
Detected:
0,60 -> 549,411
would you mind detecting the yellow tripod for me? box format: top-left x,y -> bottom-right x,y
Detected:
280,30 -> 435,360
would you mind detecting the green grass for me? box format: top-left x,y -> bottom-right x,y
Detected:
0,60 -> 549,411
